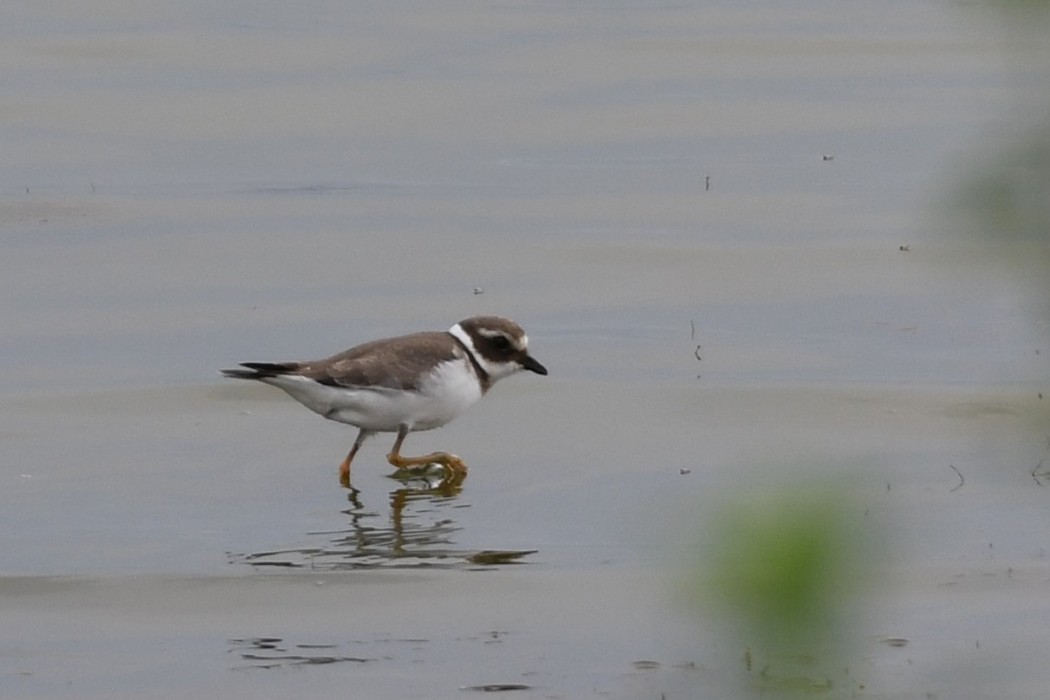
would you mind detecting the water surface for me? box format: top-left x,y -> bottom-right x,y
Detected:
2,2 -> 1049,698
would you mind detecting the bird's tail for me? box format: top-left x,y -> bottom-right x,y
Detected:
220,362 -> 300,380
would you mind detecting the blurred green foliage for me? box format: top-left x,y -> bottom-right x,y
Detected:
953,128 -> 1050,248
699,481 -> 872,697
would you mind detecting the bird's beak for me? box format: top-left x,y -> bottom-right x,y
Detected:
520,354 -> 548,375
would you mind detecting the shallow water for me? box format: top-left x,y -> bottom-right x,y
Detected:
3,2 -> 1050,698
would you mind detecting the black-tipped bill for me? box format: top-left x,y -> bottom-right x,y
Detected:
521,354 -> 548,375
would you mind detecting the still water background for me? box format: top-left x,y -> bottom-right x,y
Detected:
2,2 -> 1048,698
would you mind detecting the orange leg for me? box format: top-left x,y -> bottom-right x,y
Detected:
338,429 -> 372,486
386,425 -> 468,478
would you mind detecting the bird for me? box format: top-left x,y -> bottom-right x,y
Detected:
221,316 -> 547,483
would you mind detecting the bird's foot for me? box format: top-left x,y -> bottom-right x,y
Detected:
388,451 -> 468,482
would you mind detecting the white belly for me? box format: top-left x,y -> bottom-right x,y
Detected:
262,359 -> 483,433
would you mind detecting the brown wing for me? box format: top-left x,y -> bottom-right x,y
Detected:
298,331 -> 460,392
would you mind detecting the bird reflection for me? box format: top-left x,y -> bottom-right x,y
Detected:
337,471 -> 467,565
235,469 -> 534,570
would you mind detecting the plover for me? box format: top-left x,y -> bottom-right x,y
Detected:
221,316 -> 547,482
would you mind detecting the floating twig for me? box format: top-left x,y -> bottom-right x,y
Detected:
1030,437 -> 1050,486
949,464 -> 964,492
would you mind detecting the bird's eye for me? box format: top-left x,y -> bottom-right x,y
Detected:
491,335 -> 512,352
